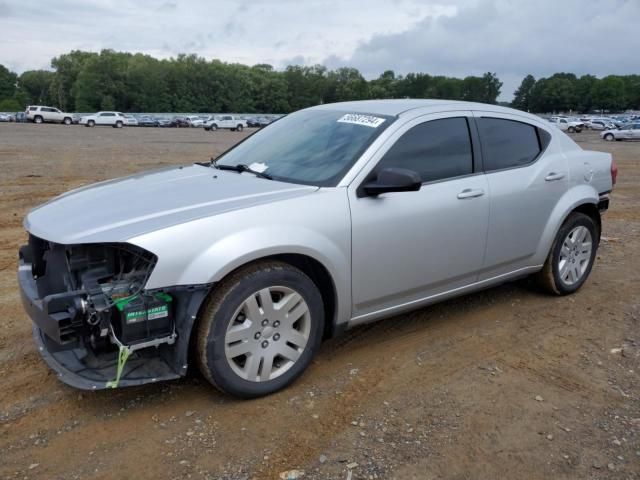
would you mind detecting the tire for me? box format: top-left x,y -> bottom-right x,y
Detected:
604,133 -> 614,141
63,117 -> 72,125
568,126 -> 575,133
196,261 -> 324,398
236,124 -> 243,132
87,120 -> 95,127
34,116 -> 43,124
210,124 -> 218,131
115,121 -> 123,128
535,212 -> 599,295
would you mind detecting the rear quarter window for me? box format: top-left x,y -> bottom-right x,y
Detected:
477,117 -> 543,172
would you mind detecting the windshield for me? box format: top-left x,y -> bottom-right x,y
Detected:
215,109 -> 394,186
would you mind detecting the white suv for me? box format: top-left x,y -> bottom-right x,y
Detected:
79,111 -> 127,128
26,106 -> 74,125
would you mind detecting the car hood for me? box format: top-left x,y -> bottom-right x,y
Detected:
25,165 -> 317,244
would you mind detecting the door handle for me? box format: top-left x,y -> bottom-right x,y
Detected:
545,172 -> 565,181
457,188 -> 485,199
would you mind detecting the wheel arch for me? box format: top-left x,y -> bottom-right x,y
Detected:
535,185 -> 601,264
198,253 -> 339,339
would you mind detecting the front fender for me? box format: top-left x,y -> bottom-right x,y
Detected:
534,184 -> 599,265
129,188 -> 352,326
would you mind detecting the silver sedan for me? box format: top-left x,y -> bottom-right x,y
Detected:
19,100 -> 615,397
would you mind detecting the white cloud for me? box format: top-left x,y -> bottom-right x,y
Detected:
1,0 -> 638,100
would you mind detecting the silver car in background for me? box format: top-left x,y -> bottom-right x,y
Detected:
601,122 -> 640,141
18,100 -> 616,398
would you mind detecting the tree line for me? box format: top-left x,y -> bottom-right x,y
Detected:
0,49 -> 637,114
0,49 -> 501,113
512,73 -> 640,113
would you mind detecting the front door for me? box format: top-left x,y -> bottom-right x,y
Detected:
349,112 -> 490,321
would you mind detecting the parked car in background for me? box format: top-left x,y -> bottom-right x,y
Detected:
548,117 -> 582,133
25,106 -> 74,125
123,115 -> 138,126
245,117 -> 273,128
0,113 -> 10,122
17,99 -> 615,397
138,115 -> 160,127
185,115 -> 205,127
79,111 -> 127,128
167,116 -> 191,128
204,114 -> 247,131
587,119 -> 615,131
601,123 -> 640,141
13,112 -> 28,123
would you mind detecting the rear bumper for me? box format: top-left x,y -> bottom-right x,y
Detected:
598,194 -> 610,213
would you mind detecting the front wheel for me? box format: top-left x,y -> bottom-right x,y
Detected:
196,261 -> 324,398
87,120 -> 95,127
535,212 -> 599,295
604,133 -> 615,141
568,126 -> 575,133
34,116 -> 43,124
236,124 -> 243,132
114,121 -> 123,128
63,117 -> 72,125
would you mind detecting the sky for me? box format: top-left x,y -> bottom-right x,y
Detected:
1,0 -> 639,101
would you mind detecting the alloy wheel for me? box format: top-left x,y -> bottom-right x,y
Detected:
558,226 -> 592,286
224,286 -> 310,382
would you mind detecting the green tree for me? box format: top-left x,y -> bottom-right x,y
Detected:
18,70 -> 55,106
50,50 -> 97,111
512,74 -> 536,111
0,64 -> 17,100
325,67 -> 369,103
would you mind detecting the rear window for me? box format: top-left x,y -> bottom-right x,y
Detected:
477,118 -> 542,172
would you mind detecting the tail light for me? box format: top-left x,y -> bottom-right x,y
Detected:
611,158 -> 618,187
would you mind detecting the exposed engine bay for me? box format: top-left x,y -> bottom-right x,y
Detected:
18,235 -> 209,389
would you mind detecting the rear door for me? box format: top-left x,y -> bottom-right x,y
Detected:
473,113 -> 567,279
51,108 -> 63,122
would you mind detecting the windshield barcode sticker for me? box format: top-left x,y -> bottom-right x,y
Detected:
337,114 -> 386,128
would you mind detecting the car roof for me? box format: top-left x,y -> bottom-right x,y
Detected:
308,99 -> 538,120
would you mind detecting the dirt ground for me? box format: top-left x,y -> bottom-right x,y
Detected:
0,124 -> 638,480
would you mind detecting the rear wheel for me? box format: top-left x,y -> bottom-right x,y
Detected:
536,212 -> 599,295
196,261 -> 324,398
604,133 -> 615,141
34,115 -> 43,124
236,124 -> 244,132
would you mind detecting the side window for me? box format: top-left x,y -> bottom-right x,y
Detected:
376,117 -> 473,183
477,117 -> 541,172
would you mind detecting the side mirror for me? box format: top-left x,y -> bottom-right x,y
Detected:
362,167 -> 422,197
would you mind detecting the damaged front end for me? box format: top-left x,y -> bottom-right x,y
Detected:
18,235 -> 209,389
